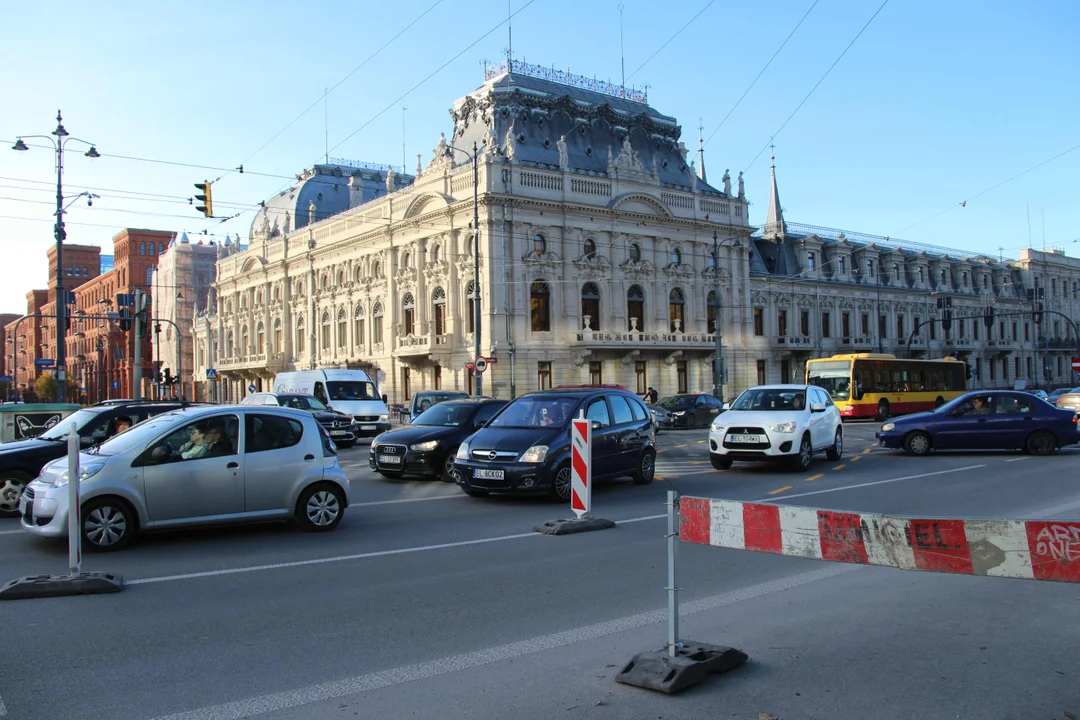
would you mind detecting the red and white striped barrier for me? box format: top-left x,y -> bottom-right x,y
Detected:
680,497 -> 1080,583
570,417 -> 591,518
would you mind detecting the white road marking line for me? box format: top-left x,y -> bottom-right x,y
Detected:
762,465 -> 986,502
0,529 -> 23,536
128,512 -> 667,586
352,494 -> 464,507
0,690 -> 7,716
148,564 -> 856,720
1005,457 -> 1030,463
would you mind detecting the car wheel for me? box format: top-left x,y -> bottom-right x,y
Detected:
904,431 -> 932,456
1026,430 -> 1056,456
825,428 -> 843,461
791,434 -> 813,472
462,487 -> 490,498
296,483 -> 345,532
549,463 -> 573,501
876,399 -> 890,422
441,450 -> 460,483
81,497 -> 136,552
710,454 -> 733,470
0,470 -> 31,519
632,448 -> 656,485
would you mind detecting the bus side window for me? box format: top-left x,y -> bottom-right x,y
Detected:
910,370 -> 924,392
852,368 -> 864,400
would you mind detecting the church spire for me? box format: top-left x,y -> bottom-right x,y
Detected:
696,120 -> 707,182
764,146 -> 785,239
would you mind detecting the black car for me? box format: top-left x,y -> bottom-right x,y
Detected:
370,399 -> 508,482
649,393 -> 724,429
241,392 -> 359,448
453,388 -> 656,500
0,401 -> 194,518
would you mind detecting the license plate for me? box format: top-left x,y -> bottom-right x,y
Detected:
728,434 -> 763,444
474,469 -> 504,480
360,425 -> 376,431
331,430 -> 351,436
378,455 -> 402,464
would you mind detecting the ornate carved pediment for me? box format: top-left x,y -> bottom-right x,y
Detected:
838,298 -> 855,310
619,349 -> 642,367
619,258 -> 655,279
797,293 -> 815,307
663,350 -> 684,367
571,349 -> 592,368
662,263 -> 694,279
572,254 -> 612,280
395,266 -> 417,286
702,266 -> 732,281
521,251 -> 562,269
423,259 -> 450,282
455,253 -> 479,275
750,292 -> 769,306
857,299 -> 874,311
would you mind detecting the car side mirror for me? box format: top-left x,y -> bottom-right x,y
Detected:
150,445 -> 170,463
810,402 -> 826,413
590,420 -> 603,431
722,403 -> 730,410
382,394 -> 388,405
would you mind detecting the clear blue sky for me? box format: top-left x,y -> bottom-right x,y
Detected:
2,0 -> 1077,312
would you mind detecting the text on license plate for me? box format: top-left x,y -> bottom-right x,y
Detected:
331,430 -> 350,436
360,425 -> 376,431
474,469 -> 504,480
728,434 -> 764,443
378,455 -> 402,464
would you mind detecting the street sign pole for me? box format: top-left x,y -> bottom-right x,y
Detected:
571,414 -> 591,518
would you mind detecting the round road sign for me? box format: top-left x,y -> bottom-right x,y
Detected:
474,356 -> 488,373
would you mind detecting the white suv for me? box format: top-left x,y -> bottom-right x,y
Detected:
709,385 -> 843,471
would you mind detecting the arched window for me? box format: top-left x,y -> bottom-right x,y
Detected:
159,243 -> 165,254
530,281 -> 551,332
432,287 -> 447,336
402,293 -> 416,336
139,242 -> 146,255
372,301 -> 384,345
669,288 -> 686,332
254,290 -> 262,307
707,290 -> 719,335
146,267 -> 154,285
581,282 -> 600,331
354,305 -> 366,348
465,281 -> 477,334
431,245 -> 440,264
295,279 -> 305,296
273,318 -> 282,354
629,243 -> 642,263
337,308 -> 347,347
226,330 -> 234,358
320,311 -> 331,350
149,242 -> 156,256
583,239 -> 597,259
338,270 -> 346,287
321,273 -> 329,291
627,285 -> 645,331
533,233 -> 547,256
402,251 -> 411,269
295,316 -> 305,354
256,323 -> 265,353
355,265 -> 364,283
671,247 -> 682,266
240,326 -> 249,356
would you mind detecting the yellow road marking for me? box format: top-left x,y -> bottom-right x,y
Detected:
655,476 -> 667,480
833,464 -> 846,471
806,473 -> 824,482
675,444 -> 687,449
657,449 -> 666,453
690,461 -> 705,465
850,456 -> 861,463
862,448 -> 872,455
768,486 -> 793,495
697,440 -> 707,444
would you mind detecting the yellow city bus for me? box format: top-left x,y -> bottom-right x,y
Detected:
806,353 -> 968,420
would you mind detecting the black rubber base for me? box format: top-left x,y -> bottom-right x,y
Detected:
615,641 -> 748,694
533,516 -> 617,535
0,572 -> 124,600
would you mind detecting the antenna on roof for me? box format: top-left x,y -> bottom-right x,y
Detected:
619,4 -> 626,98
324,87 -> 329,165
507,0 -> 513,64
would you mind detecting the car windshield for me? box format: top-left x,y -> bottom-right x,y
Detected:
656,396 -> 691,408
807,361 -> 852,400
327,381 -> 378,401
88,413 -> 181,456
414,393 -> 467,412
730,389 -> 807,412
280,395 -> 327,411
488,396 -> 578,429
37,408 -> 106,440
413,403 -> 473,427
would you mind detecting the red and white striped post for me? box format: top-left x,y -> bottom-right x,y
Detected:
571,414 -> 591,518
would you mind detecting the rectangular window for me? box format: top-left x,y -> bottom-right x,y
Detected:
589,361 -> 602,386
780,359 -> 791,383
972,321 -> 979,341
538,361 -> 552,391
1013,323 -> 1019,341
807,252 -> 816,271
930,319 -> 937,340
756,359 -> 766,385
1015,356 -> 1021,378
1057,356 -> 1063,376
838,257 -> 846,274
999,321 -> 1005,340
753,308 -> 764,336
676,361 -> 688,394
373,317 -> 383,345
975,358 -> 982,382
1026,357 -> 1033,379
821,312 -> 831,338
777,309 -> 787,336
402,368 -> 411,401
634,361 -> 647,394
1024,323 -> 1030,342
896,315 -> 904,340
860,313 -> 870,336
434,365 -> 442,390
841,312 -> 851,338
800,310 -> 810,337
878,314 -> 887,340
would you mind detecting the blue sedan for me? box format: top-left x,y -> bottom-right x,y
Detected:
877,390 -> 1080,456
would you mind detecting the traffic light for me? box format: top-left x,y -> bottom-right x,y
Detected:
152,362 -> 163,385
136,291 -> 151,336
194,180 -> 213,218
163,368 -> 174,386
1034,301 -> 1044,325
118,307 -> 132,332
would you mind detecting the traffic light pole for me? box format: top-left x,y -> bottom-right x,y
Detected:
133,295 -> 143,402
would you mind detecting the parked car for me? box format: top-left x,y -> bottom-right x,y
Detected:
1048,387 -> 1077,404
408,391 -> 470,423
241,392 -> 359,448
0,401 -> 195,518
1053,387 -> 1080,410
20,405 -> 350,551
453,388 -> 656,500
649,393 -> 723,429
877,390 -> 1080,456
370,399 -> 508,482
1024,389 -> 1050,401
708,385 -> 843,471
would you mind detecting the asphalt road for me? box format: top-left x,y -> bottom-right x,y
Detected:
1,421 -> 1079,720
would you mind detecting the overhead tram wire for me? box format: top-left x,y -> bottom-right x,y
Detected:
703,0 -> 820,148
742,0 -> 890,172
625,0 -> 717,82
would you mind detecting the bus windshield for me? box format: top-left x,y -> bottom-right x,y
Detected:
807,360 -> 852,400
327,381 -> 378,401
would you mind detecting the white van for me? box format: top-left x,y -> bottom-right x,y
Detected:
273,369 -> 390,437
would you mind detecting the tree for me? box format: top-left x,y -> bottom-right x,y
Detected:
34,371 -> 57,403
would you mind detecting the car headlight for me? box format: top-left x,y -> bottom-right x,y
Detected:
672,410 -> 686,417
52,462 -> 105,488
410,440 -> 439,452
769,421 -> 798,434
520,445 -> 549,463
456,442 -> 470,460
881,422 -> 895,432
379,414 -> 390,422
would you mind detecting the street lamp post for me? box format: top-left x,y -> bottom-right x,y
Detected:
711,231 -> 742,401
446,142 -> 482,397
12,111 -> 99,403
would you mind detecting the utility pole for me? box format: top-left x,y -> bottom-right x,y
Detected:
134,289 -> 145,401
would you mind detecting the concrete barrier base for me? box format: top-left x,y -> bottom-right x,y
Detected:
615,641 -> 748,694
532,516 -> 616,535
0,572 -> 124,600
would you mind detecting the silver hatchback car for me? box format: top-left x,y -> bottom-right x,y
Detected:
20,405 -> 350,551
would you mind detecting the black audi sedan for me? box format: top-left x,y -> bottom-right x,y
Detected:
453,388 -> 656,500
369,399 -> 508,482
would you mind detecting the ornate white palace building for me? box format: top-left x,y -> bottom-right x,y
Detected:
192,61 -> 1080,404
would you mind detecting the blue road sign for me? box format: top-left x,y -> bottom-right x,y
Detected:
112,381 -> 120,390
0,375 -> 11,383
206,368 -> 218,381
34,358 -> 55,366
247,384 -> 256,393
